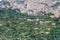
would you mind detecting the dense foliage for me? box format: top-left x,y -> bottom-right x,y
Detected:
0,8 -> 60,40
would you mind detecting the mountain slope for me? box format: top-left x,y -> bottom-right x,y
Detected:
0,8 -> 60,40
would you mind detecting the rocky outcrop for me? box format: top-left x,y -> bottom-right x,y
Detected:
0,0 -> 60,17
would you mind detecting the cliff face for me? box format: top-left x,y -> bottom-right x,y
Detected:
0,0 -> 60,17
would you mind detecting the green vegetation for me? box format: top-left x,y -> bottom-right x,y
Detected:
0,8 -> 60,40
